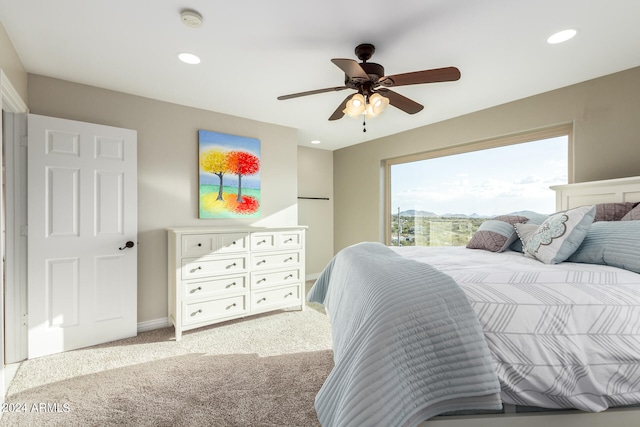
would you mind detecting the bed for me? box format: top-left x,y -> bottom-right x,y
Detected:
308,176 -> 640,427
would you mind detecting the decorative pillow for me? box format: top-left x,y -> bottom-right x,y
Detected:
507,211 -> 550,252
621,203 -> 640,221
594,202 -> 637,222
466,215 -> 528,252
568,221 -> 640,273
514,205 -> 596,264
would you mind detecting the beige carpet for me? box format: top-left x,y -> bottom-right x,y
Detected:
2,293 -> 333,427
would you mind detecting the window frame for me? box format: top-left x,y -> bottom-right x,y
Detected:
383,124 -> 574,245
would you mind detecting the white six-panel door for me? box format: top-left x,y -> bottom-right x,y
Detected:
27,114 -> 137,359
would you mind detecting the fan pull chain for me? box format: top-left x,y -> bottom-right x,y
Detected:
362,117 -> 366,133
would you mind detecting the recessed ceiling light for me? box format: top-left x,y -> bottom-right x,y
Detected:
178,52 -> 201,64
311,140 -> 321,145
547,29 -> 578,44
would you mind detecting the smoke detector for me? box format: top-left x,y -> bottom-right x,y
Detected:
180,10 -> 203,28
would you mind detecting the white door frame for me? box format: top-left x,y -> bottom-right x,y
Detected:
3,111 -> 28,364
1,69 -> 29,401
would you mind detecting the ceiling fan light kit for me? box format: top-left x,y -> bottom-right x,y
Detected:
277,43 -> 461,130
343,93 -> 365,118
366,93 -> 390,117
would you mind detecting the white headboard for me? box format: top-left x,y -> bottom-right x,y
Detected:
551,176 -> 640,211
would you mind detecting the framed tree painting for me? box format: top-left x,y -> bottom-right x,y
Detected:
198,130 -> 261,218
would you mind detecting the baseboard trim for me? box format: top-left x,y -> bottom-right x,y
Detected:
137,317 -> 170,333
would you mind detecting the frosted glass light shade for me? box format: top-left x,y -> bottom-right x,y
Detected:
343,93 -> 366,118
366,93 -> 389,117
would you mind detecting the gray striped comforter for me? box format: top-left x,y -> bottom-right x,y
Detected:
394,246 -> 640,412
308,242 -> 502,427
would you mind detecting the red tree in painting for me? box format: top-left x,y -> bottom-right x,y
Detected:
226,150 -> 260,202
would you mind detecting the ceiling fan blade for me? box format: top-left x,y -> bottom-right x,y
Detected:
379,67 -> 461,87
277,86 -> 349,100
377,88 -> 424,114
331,58 -> 369,80
328,94 -> 354,121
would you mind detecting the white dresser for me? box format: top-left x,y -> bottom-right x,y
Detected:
167,226 -> 306,340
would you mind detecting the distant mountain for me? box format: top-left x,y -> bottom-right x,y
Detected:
398,210 -> 438,217
443,213 -> 469,218
398,211 -> 491,218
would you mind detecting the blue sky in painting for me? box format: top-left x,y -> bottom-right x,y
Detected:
199,130 -> 261,189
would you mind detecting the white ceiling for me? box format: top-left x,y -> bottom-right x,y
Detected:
1,1 -> 639,150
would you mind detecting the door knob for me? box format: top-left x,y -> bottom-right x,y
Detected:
119,241 -> 135,250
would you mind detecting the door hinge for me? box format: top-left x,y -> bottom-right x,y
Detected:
20,225 -> 28,236
22,313 -> 28,327
20,135 -> 28,147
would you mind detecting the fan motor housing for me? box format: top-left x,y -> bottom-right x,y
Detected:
345,62 -> 385,88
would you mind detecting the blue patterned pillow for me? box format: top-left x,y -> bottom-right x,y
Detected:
568,220 -> 640,273
514,205 -> 596,264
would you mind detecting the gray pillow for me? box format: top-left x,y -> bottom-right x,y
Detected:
466,215 -> 528,252
594,202 -> 637,222
621,203 -> 640,221
508,211 -> 549,252
568,220 -> 640,273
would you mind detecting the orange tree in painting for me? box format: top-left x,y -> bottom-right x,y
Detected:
226,150 -> 260,203
199,149 -> 228,201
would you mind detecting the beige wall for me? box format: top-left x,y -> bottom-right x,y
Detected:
333,66 -> 640,252
28,74 -> 299,323
297,146 -> 334,277
0,21 -> 27,102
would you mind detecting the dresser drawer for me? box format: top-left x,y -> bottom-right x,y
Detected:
182,233 -> 248,257
278,231 -> 303,249
182,234 -> 216,257
183,295 -> 247,326
251,251 -> 300,270
251,232 -> 277,251
184,275 -> 247,299
251,268 -> 301,289
252,285 -> 301,311
182,255 -> 247,279
216,233 -> 248,253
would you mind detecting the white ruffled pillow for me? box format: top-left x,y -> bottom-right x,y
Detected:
514,205 -> 596,264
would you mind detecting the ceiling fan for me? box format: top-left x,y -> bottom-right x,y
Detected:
277,43 -> 461,122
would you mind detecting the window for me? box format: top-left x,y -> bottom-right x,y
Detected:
385,127 -> 570,246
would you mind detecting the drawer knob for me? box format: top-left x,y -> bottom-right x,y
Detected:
257,297 -> 266,303
257,260 -> 266,265
191,309 -> 203,316
190,266 -> 202,273
197,243 -> 202,247
285,238 -> 293,243
226,282 -> 237,288
284,257 -> 293,262
285,292 -> 293,298
258,278 -> 266,283
226,262 -> 237,269
226,303 -> 237,310
258,239 -> 266,244
285,274 -> 293,279
190,286 -> 202,294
